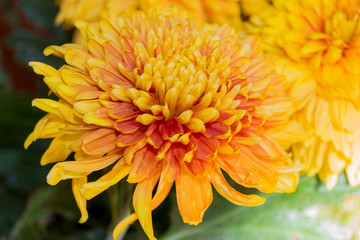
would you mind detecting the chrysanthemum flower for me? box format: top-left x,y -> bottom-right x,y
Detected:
246,0 -> 360,189
26,10 -> 301,239
55,0 -> 241,29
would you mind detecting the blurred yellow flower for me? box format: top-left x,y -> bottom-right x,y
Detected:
246,0 -> 360,189
240,0 -> 271,16
26,10 -> 301,239
55,0 -> 241,29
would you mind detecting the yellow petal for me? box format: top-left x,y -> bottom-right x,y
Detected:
72,177 -> 88,223
133,173 -> 160,240
29,62 -> 59,77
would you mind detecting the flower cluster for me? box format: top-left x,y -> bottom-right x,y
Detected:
246,0 -> 360,189
27,9 -> 302,239
55,0 -> 241,29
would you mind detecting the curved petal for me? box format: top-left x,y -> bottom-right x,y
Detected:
175,164 -> 212,225
72,177 -> 88,223
47,152 -> 122,185
132,172 -> 161,240
113,173 -> 173,239
217,151 -> 278,193
83,158 -> 132,199
208,166 -> 265,206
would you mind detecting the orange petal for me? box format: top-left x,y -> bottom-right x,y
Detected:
127,145 -> 158,183
204,122 -> 230,138
163,147 -> 181,182
104,40 -> 124,69
116,126 -> 147,147
82,128 -> 117,155
108,102 -> 139,119
186,134 -> 218,176
115,113 -> 142,133
89,62 -> 133,89
175,164 -> 213,225
123,138 -> 147,164
146,122 -> 164,149
208,166 -> 265,206
218,151 -> 277,193
87,39 -> 104,60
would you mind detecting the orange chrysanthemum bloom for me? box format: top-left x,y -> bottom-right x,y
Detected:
26,10 -> 301,239
55,0 -> 241,29
246,0 -> 360,189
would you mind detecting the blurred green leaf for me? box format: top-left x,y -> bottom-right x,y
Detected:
8,184 -> 83,240
64,229 -> 107,240
0,186 -> 24,237
9,186 -> 62,240
161,175 -> 360,240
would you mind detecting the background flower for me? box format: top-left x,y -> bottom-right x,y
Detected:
246,0 -> 360,189
240,0 -> 271,16
55,0 -> 241,29
27,10 -> 301,239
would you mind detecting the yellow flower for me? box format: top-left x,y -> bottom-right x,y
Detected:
246,0 -> 360,189
240,0 -> 271,16
55,0 -> 241,29
26,10 -> 301,240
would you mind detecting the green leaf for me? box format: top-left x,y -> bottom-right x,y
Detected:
161,175 -> 360,240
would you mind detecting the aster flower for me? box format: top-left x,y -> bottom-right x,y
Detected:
26,10 -> 301,239
246,0 -> 360,189
55,0 -> 241,29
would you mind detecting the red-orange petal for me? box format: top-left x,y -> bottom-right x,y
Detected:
127,145 -> 159,183
116,126 -> 147,147
115,113 -> 142,133
146,122 -> 164,149
204,122 -> 230,138
81,128 -> 117,155
89,64 -> 133,89
163,147 -> 181,182
186,134 -> 218,176
108,102 -> 139,119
